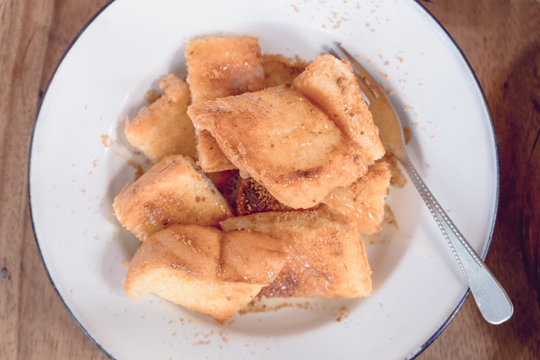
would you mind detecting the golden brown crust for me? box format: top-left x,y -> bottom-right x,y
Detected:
196,130 -> 235,171
205,170 -> 241,215
219,230 -> 287,284
293,54 -> 385,163
125,74 -> 197,162
220,207 -> 372,298
236,177 -> 293,216
124,224 -> 287,322
186,36 -> 265,102
188,84 -> 372,209
186,36 -> 265,172
112,155 -> 232,240
322,158 -> 391,234
261,54 -> 310,87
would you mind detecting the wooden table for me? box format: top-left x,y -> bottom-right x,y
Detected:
1,1 -> 539,359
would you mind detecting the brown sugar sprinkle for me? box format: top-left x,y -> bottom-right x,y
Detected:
239,298 -> 310,314
193,340 -> 210,346
101,134 -> 114,147
383,204 -> 398,229
236,177 -> 293,216
292,4 -> 299,12
127,160 -> 145,180
335,306 -> 350,322
218,329 -> 229,343
384,61 -> 390,66
402,127 -> 412,144
385,153 -> 407,188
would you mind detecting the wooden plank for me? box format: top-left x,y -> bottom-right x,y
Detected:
422,0 -> 540,359
0,1 -> 54,359
0,0 -> 538,359
0,0 -> 109,359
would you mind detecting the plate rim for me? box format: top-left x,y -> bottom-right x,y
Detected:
27,1 -> 116,359
406,1 -> 500,357
26,1 -> 500,359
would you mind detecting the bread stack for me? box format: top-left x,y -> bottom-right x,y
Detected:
113,36 -> 390,322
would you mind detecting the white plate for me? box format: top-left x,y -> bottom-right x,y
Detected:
29,0 -> 498,359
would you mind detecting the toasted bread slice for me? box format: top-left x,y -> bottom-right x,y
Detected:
218,229 -> 286,284
220,207 -> 372,298
113,155 -> 232,240
261,54 -> 309,87
236,177 -> 293,216
186,36 -> 265,172
124,74 -> 196,162
293,54 -> 385,161
186,36 -> 265,102
196,130 -> 235,172
124,224 -> 287,322
188,84 -> 371,209
322,158 -> 391,234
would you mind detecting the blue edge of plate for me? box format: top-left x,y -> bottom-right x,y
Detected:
27,1 -> 500,359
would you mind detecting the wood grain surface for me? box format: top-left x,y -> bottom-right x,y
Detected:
1,0 -> 538,359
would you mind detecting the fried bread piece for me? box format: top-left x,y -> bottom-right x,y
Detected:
124,74 -> 196,162
293,54 -> 384,161
186,36 -> 265,102
236,177 -> 293,216
113,155 -> 232,240
322,158 -> 391,234
188,84 -> 371,209
124,224 -> 287,322
186,36 -> 265,172
205,170 -> 242,214
196,130 -> 235,172
261,54 -> 309,87
220,207 -> 372,298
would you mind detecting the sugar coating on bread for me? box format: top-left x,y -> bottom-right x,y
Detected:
113,155 -> 232,240
219,229 -> 286,284
188,84 -> 373,209
236,177 -> 293,216
293,54 -> 385,163
322,158 -> 391,234
186,36 -> 265,172
186,36 -> 264,102
124,224 -> 287,322
220,207 -> 372,298
124,73 -> 196,162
